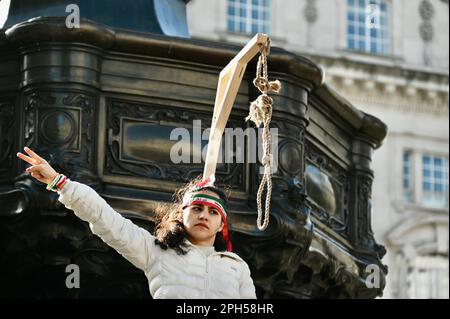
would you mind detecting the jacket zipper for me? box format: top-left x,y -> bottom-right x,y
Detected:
205,256 -> 209,297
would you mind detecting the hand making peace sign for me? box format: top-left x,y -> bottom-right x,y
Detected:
16,147 -> 59,185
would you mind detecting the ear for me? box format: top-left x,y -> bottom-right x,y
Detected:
217,221 -> 224,233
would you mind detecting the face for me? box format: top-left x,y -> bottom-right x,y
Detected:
182,190 -> 224,246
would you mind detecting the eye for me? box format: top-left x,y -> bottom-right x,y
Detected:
210,210 -> 219,215
192,206 -> 202,211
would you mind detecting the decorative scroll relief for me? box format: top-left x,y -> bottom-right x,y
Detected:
357,174 -> 375,246
24,92 -> 94,165
105,99 -> 244,187
0,100 -> 14,174
305,144 -> 350,234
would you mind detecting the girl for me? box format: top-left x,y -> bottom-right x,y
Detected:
17,147 -> 257,299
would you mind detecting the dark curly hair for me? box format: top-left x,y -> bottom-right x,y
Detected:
153,175 -> 230,255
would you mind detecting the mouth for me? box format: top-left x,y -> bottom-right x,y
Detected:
195,223 -> 209,229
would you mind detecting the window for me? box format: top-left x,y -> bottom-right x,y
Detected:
408,255 -> 449,299
422,155 -> 449,208
402,150 -> 449,209
347,0 -> 390,55
403,151 -> 413,202
227,0 -> 270,35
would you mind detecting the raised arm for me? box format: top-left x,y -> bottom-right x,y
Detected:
17,147 -> 157,271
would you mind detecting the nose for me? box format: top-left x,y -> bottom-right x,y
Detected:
198,207 -> 209,220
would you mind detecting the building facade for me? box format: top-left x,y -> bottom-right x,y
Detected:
187,0 -> 449,298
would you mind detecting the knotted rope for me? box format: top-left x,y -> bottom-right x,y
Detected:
245,39 -> 281,231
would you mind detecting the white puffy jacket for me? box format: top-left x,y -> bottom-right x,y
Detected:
57,180 -> 257,299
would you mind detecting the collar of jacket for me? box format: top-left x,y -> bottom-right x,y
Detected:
184,239 -> 243,262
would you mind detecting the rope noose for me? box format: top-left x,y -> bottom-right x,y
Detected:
245,39 -> 281,231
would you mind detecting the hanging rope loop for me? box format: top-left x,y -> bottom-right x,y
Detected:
245,37 -> 281,231
252,41 -> 281,96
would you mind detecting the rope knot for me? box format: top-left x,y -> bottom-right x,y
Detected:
268,80 -> 281,93
245,94 -> 272,127
253,77 -> 270,93
261,155 -> 271,166
253,78 -> 281,94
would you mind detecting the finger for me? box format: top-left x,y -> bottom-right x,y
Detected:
26,164 -> 44,173
17,152 -> 38,165
24,147 -> 44,163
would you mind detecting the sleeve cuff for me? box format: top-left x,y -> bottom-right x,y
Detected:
57,179 -> 76,206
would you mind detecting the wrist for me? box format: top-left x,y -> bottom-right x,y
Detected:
49,172 -> 59,184
58,177 -> 69,191
46,173 -> 68,192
